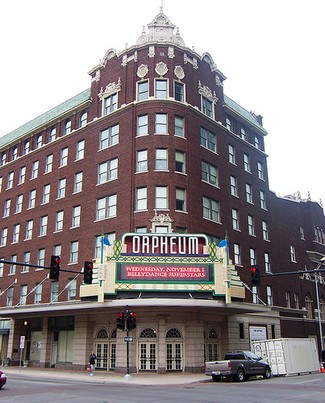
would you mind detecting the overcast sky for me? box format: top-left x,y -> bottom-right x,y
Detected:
1,0 -> 324,207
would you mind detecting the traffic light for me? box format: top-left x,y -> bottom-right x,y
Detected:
83,261 -> 93,284
49,255 -> 61,281
127,310 -> 136,330
117,312 -> 125,330
250,265 -> 260,286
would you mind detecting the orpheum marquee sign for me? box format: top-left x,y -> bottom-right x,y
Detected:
121,233 -> 208,255
118,233 -> 213,284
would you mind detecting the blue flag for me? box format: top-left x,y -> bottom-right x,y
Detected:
218,239 -> 228,248
101,237 -> 111,246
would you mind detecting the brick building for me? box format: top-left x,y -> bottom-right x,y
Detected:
0,8 -> 324,373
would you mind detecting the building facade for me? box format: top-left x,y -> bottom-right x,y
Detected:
0,8 -> 324,373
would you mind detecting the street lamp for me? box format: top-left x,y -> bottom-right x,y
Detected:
314,256 -> 325,354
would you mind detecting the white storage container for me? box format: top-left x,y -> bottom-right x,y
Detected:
252,338 -> 319,376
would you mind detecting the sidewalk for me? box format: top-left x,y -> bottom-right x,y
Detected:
1,366 -> 208,385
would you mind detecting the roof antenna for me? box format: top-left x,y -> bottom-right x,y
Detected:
160,0 -> 163,13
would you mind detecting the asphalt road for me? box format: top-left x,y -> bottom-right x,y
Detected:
1,372 -> 325,402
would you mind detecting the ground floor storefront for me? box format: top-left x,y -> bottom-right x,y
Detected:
0,299 -> 282,373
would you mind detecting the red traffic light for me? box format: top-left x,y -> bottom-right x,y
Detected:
250,265 -> 260,286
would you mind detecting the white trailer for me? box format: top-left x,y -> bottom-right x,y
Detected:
252,338 -> 320,376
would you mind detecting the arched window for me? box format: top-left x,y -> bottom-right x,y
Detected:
96,329 -> 108,339
80,111 -> 87,127
166,328 -> 182,338
64,119 -> 72,135
140,328 -> 157,338
110,329 -> 117,339
209,329 -> 218,339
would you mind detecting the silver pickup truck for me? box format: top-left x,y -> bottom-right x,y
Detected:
205,350 -> 272,382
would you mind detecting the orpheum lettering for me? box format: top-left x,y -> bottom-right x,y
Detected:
131,235 -> 199,255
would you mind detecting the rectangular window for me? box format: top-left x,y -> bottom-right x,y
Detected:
20,285 -> 28,305
96,194 -> 117,220
12,224 -> 20,243
226,116 -> 232,130
45,154 -> 53,173
246,183 -> 253,203
136,150 -> 148,172
68,279 -> 77,300
72,205 -> 81,227
243,153 -> 251,172
155,149 -> 168,170
250,248 -> 256,265
74,172 -> 83,193
138,80 -> 149,101
175,151 -> 186,174
174,116 -> 185,137
99,124 -> 119,149
234,243 -> 241,265
264,252 -> 271,273
70,241 -> 79,264
104,93 -> 117,114
174,82 -> 184,102
9,255 -> 17,275
51,281 -> 59,303
42,184 -> 51,204
294,293 -> 299,309
58,178 -> 66,199
202,96 -> 213,118
25,220 -> 33,240
267,286 -> 273,305
12,148 -> 17,161
60,148 -> 68,167
200,128 -> 216,152
136,187 -> 147,211
37,248 -> 47,267
240,125 -> 246,140
137,115 -> 148,136
260,190 -> 266,209
98,159 -> 118,183
155,113 -> 168,134
232,208 -> 240,230
4,199 -> 11,217
76,140 -> 85,160
290,245 -> 296,262
23,251 -> 30,272
248,215 -> 255,236
155,79 -> 167,98
6,287 -> 14,306
155,186 -> 168,209
202,161 -> 218,186
39,216 -> 48,236
252,286 -> 258,304
7,172 -> 14,189
31,160 -> 39,179
15,194 -> 23,213
28,189 -> 36,209
35,283 -> 42,304
228,144 -> 235,164
257,161 -> 264,180
176,188 -> 186,212
55,211 -> 64,232
18,166 -> 26,184
230,176 -> 238,196
203,197 -> 220,222
1,228 -> 8,246
254,135 -> 260,149
262,221 -> 269,240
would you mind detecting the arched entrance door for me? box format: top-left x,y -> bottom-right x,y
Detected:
139,328 -> 157,371
166,328 -> 183,371
95,328 -> 116,370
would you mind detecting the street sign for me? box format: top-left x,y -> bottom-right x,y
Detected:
20,335 -> 25,349
124,336 -> 133,342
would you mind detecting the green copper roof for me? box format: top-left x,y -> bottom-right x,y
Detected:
0,89 -> 91,149
224,94 -> 267,134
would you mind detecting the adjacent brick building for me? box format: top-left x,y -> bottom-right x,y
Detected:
0,8 -> 324,373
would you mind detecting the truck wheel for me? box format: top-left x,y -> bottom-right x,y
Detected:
263,367 -> 272,379
235,368 -> 245,382
212,375 -> 221,382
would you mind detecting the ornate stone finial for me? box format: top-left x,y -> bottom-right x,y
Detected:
136,8 -> 185,47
